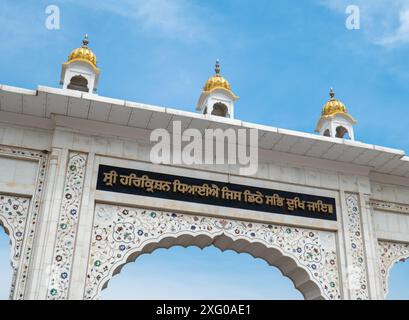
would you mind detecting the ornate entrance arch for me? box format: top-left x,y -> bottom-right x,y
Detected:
83,204 -> 341,300
4,147 -> 407,300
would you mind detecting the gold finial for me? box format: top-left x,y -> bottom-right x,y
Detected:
215,59 -> 221,76
67,34 -> 98,68
316,87 -> 357,132
82,34 -> 89,47
201,59 -> 238,100
329,87 -> 335,99
321,87 -> 353,119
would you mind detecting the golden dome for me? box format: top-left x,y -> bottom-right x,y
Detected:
321,88 -> 349,117
67,34 -> 97,68
203,60 -> 238,99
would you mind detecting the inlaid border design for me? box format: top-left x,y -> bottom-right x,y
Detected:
84,204 -> 341,300
345,193 -> 369,300
47,152 -> 88,299
370,200 -> 409,215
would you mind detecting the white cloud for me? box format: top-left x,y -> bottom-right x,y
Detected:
63,0 -> 208,42
376,8 -> 409,46
319,0 -> 409,47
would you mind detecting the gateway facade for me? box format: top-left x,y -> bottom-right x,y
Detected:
1,37 -> 409,300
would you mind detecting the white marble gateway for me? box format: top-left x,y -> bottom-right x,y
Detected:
0,36 -> 409,300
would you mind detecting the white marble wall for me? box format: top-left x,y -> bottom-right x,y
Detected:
0,114 -> 408,300
0,157 -> 38,195
371,181 -> 409,205
373,211 -> 409,243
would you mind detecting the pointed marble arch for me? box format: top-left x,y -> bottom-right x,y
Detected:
84,204 -> 341,300
378,241 -> 409,298
0,195 -> 30,299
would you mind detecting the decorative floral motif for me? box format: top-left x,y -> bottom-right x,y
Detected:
0,146 -> 48,300
304,243 -> 322,263
345,193 -> 369,300
47,153 -> 88,300
84,204 -> 341,300
378,241 -> 409,298
113,222 -> 135,243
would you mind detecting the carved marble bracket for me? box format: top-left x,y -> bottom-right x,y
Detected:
378,240 -> 409,298
0,195 -> 30,299
0,146 -> 48,300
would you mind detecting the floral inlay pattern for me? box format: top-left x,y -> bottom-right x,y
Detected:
0,196 -> 30,265
85,204 -> 341,300
378,241 -> 409,298
0,146 -> 48,300
345,193 -> 369,300
47,152 -> 88,299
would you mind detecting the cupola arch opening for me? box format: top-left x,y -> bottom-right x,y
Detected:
67,75 -> 89,92
211,102 -> 229,117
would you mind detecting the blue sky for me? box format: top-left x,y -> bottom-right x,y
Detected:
1,0 -> 409,299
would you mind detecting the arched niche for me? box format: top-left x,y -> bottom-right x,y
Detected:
378,241 -> 409,298
67,75 -> 89,92
84,204 -> 340,300
102,234 -> 320,300
335,126 -> 350,139
99,245 -> 304,299
211,102 -> 229,117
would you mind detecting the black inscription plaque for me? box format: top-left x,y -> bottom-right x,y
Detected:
97,165 -> 337,221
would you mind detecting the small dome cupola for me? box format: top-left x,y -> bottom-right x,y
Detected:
315,88 -> 357,140
60,34 -> 101,94
196,60 -> 238,119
